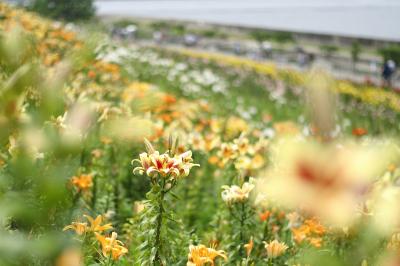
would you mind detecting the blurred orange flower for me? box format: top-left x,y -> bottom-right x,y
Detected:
352,127 -> 368,137
244,238 -> 254,257
55,248 -> 83,266
259,210 -> 271,222
95,232 -> 128,261
71,174 -> 93,192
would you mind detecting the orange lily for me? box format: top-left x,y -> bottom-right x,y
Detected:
84,215 -> 113,233
71,174 -> 93,192
63,222 -> 88,235
95,232 -> 128,261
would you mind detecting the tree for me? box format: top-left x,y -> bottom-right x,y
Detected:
320,45 -> 338,59
379,45 -> 400,65
30,0 -> 95,21
351,41 -> 361,72
250,29 -> 293,44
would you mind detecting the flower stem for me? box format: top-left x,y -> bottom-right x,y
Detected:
239,202 -> 246,257
153,180 -> 166,265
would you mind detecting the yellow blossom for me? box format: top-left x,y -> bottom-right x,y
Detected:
187,244 -> 227,266
63,222 -> 88,235
221,179 -> 255,205
84,214 -> 113,233
95,232 -> 128,261
244,238 -> 254,257
132,140 -> 199,179
258,137 -> 397,226
55,248 -> 83,266
263,240 -> 288,258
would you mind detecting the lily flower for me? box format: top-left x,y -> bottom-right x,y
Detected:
244,237 -> 254,257
95,232 -> 128,261
132,141 -> 199,179
187,244 -> 227,266
263,240 -> 288,258
71,174 -> 93,192
221,179 -> 255,205
234,135 -> 253,155
84,214 -> 113,233
258,137 -> 396,226
63,222 -> 88,235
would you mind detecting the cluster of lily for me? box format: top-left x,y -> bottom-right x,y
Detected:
132,139 -> 199,179
221,178 -> 255,205
3,3 -> 400,266
290,217 -> 326,248
63,215 -> 128,261
209,134 -> 268,173
0,3 -> 82,67
175,47 -> 400,113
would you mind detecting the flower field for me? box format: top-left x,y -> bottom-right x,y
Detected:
1,3 -> 400,266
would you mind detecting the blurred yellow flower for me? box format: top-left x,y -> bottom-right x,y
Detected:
273,121 -> 300,136
84,214 -> 113,233
217,143 -> 238,166
221,179 -> 255,205
95,232 -> 128,261
225,116 -> 249,138
244,237 -> 254,257
387,233 -> 400,253
55,248 -> 83,266
234,135 -> 253,155
63,222 -> 88,235
121,82 -> 152,102
291,218 -> 325,248
258,137 -> 397,226
264,240 -> 288,258
187,244 -> 227,266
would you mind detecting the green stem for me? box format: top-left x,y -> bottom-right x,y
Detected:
91,174 -> 97,209
69,191 -> 81,220
153,180 -> 166,265
110,146 -> 119,216
106,254 -> 113,266
239,202 -> 246,257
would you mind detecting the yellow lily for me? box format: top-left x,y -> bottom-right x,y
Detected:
63,222 -> 88,235
84,214 -> 113,233
95,232 -> 128,261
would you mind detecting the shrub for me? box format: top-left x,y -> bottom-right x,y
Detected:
379,45 -> 400,64
30,0 -> 95,21
250,29 -> 293,44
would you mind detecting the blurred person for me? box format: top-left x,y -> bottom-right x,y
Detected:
233,42 -> 242,55
382,59 -> 396,87
153,31 -> 164,44
296,47 -> 308,69
184,34 -> 199,47
308,53 -> 316,67
260,41 -> 272,58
